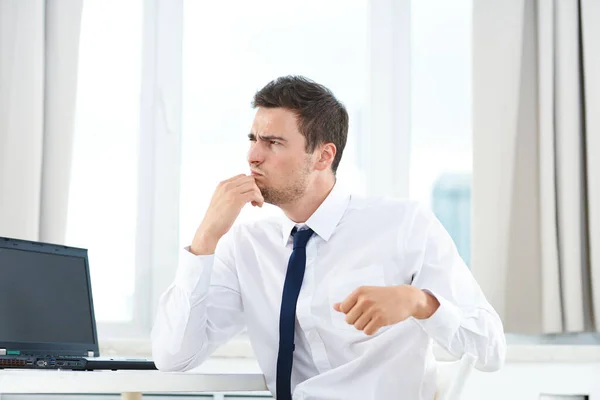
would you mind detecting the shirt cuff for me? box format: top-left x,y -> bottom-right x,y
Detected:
414,290 -> 463,347
174,246 -> 215,297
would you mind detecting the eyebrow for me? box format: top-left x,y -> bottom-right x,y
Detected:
248,133 -> 288,142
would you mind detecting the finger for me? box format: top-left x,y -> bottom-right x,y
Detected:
363,317 -> 381,336
333,302 -> 341,312
243,190 -> 264,207
220,175 -> 251,191
353,312 -> 372,331
244,186 -> 264,207
339,289 -> 359,314
344,301 -> 365,325
221,174 -> 247,184
254,187 -> 265,207
232,175 -> 256,187
237,181 -> 260,194
251,197 -> 264,208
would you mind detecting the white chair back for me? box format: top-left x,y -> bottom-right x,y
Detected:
435,353 -> 477,400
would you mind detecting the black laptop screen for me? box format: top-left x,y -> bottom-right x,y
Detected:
0,247 -> 95,345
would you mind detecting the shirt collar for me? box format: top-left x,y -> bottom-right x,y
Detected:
280,182 -> 350,246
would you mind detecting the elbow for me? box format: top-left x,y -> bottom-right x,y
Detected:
151,329 -> 180,372
153,357 -> 177,372
477,334 -> 507,372
152,347 -> 200,372
152,346 -> 183,372
478,352 -> 505,372
151,337 -> 208,372
151,340 -> 194,372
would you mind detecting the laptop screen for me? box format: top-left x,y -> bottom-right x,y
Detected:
0,244 -> 96,346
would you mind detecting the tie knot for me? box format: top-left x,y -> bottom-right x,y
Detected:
292,227 -> 314,249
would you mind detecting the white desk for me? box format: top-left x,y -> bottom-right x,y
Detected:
0,370 -> 268,400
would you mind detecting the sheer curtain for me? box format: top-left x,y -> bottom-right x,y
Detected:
472,0 -> 600,333
65,0 -> 143,324
0,0 -> 83,244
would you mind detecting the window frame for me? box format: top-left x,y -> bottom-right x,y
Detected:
97,0 -> 411,345
367,0 -> 412,199
96,0 -> 183,341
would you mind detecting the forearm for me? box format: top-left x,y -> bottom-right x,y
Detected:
151,248 -> 245,371
448,309 -> 506,371
403,205 -> 506,371
415,291 -> 506,371
151,286 -> 212,371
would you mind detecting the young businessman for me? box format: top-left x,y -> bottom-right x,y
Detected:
151,76 -> 506,400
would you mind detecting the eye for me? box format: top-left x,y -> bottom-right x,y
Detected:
270,140 -> 281,146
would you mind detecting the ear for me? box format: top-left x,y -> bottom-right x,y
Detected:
314,143 -> 337,172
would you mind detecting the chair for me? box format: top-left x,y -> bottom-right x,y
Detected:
435,353 -> 477,400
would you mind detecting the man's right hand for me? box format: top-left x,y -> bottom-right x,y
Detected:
190,174 -> 264,255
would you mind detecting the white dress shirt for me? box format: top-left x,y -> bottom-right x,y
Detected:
151,183 -> 506,400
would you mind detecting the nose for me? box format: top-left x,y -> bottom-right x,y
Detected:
247,140 -> 264,166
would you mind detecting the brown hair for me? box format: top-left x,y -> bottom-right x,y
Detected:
252,76 -> 349,174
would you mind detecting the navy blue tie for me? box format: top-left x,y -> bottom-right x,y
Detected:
276,227 -> 314,400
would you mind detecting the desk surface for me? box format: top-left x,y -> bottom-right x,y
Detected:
0,370 -> 268,394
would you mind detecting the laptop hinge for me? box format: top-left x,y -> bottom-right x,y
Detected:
0,349 -> 6,356
87,351 -> 94,357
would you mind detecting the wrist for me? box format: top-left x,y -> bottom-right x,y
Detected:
190,230 -> 220,255
411,288 -> 440,320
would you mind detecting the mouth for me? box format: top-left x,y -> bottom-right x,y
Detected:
250,171 -> 263,177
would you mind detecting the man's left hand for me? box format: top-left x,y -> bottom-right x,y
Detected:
332,285 -> 440,335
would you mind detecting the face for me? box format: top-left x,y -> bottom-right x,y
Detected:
248,107 -> 314,205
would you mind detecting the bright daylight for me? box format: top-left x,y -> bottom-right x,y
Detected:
1,0 -> 599,399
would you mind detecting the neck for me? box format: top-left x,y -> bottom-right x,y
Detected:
279,174 -> 336,223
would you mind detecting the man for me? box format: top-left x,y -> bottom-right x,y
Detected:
151,76 -> 506,399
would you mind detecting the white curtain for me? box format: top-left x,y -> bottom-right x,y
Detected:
472,0 -> 600,334
0,0 -> 83,244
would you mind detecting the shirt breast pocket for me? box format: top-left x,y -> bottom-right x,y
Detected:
327,265 -> 387,331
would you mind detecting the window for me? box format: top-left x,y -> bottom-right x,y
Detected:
179,0 -> 369,247
409,0 -> 473,265
66,0 -> 143,323
65,0 -> 413,345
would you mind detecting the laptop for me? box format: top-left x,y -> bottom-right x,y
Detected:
0,236 -> 156,371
